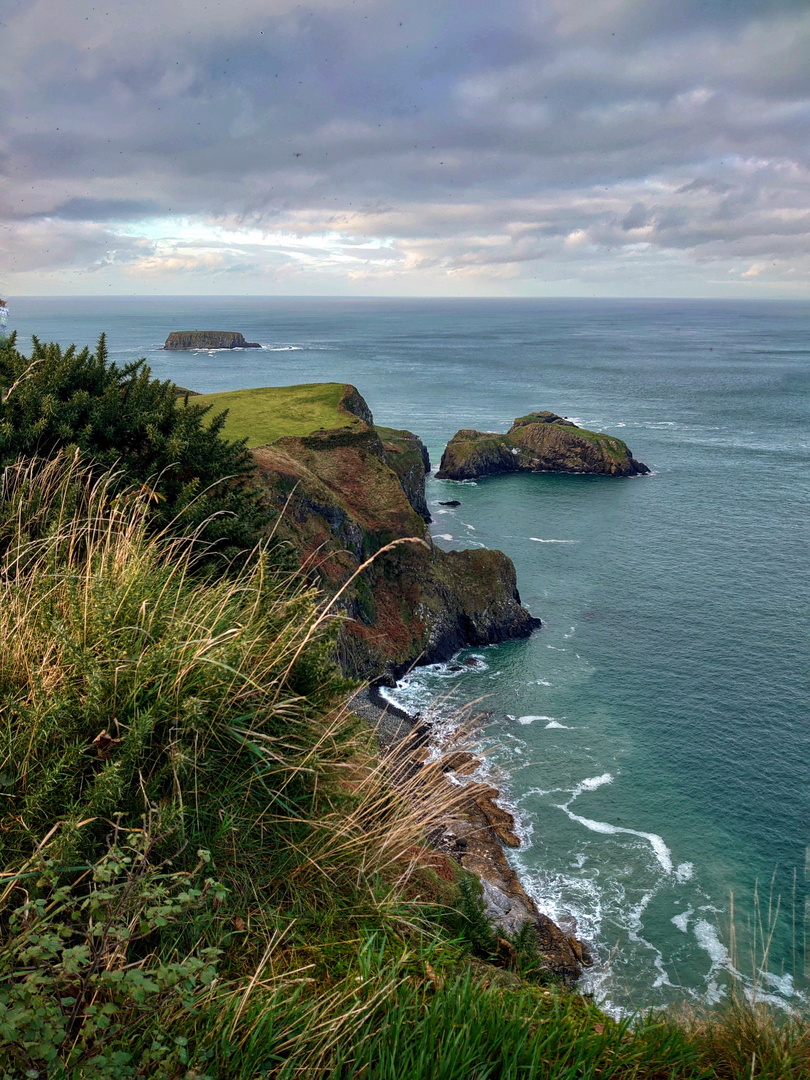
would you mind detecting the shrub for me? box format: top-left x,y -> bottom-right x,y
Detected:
0,333 -> 266,560
0,833 -> 224,1078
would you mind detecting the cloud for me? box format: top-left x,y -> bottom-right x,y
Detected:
2,0 -> 810,295
23,198 -> 164,222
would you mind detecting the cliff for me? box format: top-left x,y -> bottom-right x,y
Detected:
251,410 -> 540,682
190,383 -> 537,681
437,411 -> 649,479
192,382 -> 578,979
164,330 -> 261,350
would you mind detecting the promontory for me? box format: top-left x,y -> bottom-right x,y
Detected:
436,411 -> 649,480
192,382 -> 541,683
164,330 -> 261,350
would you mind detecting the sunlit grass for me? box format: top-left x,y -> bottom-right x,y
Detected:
194,383 -> 364,445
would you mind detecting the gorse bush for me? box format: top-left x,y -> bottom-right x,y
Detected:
0,333 -> 267,559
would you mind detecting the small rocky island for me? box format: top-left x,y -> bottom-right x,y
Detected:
436,411 -> 649,479
164,331 -> 261,350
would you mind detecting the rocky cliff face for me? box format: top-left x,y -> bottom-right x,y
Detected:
252,390 -> 540,683
164,330 -> 261,350
437,411 -> 649,479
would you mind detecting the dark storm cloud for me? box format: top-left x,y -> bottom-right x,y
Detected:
2,0 -> 810,292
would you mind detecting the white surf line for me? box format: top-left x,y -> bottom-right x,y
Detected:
529,537 -> 579,543
555,773 -> 675,875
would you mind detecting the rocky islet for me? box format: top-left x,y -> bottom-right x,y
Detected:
164,330 -> 261,350
436,411 -> 649,479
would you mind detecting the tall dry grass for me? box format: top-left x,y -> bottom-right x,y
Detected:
1,453 -> 808,1079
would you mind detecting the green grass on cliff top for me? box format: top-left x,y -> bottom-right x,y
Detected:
194,383 -> 360,446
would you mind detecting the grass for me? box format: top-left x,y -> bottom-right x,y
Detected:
505,418 -> 630,458
194,383 -> 364,445
1,452 -> 808,1078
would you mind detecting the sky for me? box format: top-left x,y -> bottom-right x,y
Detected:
2,0 -> 810,297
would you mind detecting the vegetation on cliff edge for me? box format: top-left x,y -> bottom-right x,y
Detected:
194,383 -> 367,446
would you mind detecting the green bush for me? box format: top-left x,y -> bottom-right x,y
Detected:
0,834 -> 223,1079
0,333 -> 266,560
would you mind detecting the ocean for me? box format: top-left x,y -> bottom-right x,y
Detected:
9,295 -> 810,1013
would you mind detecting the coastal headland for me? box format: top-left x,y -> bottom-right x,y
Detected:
196,382 -> 541,685
437,411 -> 649,479
195,380 -> 587,981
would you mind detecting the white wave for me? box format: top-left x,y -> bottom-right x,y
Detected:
676,862 -> 694,882
571,773 -> 614,796
529,537 -> 578,544
535,678 -> 552,686
761,971 -> 794,998
555,782 -> 674,876
694,919 -> 734,969
557,810 -> 675,875
264,345 -> 303,351
545,720 -> 571,729
563,626 -> 576,638
671,906 -> 693,933
435,533 -> 454,541
515,714 -> 559,726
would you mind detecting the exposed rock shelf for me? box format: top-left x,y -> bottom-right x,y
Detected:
351,687 -> 591,985
164,330 -> 261,350
436,411 -> 649,479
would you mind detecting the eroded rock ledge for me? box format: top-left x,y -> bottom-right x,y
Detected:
352,688 -> 593,985
437,411 -> 649,479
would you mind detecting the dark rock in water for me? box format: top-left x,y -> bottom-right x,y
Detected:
436,410 -> 649,479
438,499 -> 461,506
164,330 -> 261,350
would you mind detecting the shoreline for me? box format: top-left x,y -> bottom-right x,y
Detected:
349,683 -> 591,983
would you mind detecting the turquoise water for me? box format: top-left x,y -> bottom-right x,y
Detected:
10,297 -> 810,1011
